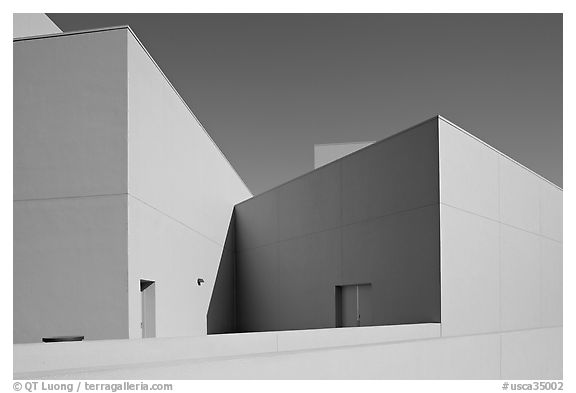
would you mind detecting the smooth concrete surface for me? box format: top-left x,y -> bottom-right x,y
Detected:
236,160 -> 343,250
501,327 -> 563,380
126,34 -> 251,338
12,98 -> 563,378
540,180 -> 563,242
500,225 -> 542,331
14,195 -> 129,343
14,323 -> 440,378
207,213 -> 237,334
235,190 -> 278,251
14,29 -> 128,200
14,27 -> 254,342
13,13 -> 61,39
500,156 -> 541,234
236,243 -> 281,332
13,29 -> 130,344
14,330 -> 279,378
233,119 -> 440,332
127,195 -> 223,338
438,117 -> 563,338
15,326 -> 562,380
85,333 -> 498,380
440,205 -> 500,336
342,205 -> 440,325
439,119 -> 500,221
540,238 -> 563,327
127,33 -> 251,247
341,118 -> 439,225
15,327 -> 506,380
275,323 -> 440,352
314,141 -> 374,169
276,163 -> 342,241
274,228 -> 342,330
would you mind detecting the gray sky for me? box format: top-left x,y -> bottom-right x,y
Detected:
48,13 -> 562,193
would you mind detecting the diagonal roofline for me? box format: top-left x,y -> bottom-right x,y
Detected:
236,115 -> 442,204
314,141 -> 376,147
236,114 -> 561,205
13,24 -> 131,43
14,25 -> 254,196
14,27 -> 561,194
438,115 -> 562,191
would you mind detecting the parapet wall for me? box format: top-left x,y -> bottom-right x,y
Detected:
14,324 -> 561,379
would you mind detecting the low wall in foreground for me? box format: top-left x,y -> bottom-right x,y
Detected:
13,324 -> 561,380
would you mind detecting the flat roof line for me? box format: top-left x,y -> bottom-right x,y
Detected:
14,25 -> 254,196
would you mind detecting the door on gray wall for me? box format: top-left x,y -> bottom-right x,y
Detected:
335,284 -> 372,327
140,279 -> 156,338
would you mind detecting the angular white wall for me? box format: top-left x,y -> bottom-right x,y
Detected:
127,197 -> 224,338
14,102 -> 562,378
13,14 -> 61,39
439,117 -> 562,377
126,33 -> 251,338
13,27 -> 251,342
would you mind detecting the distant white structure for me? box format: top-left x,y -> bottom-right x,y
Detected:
13,13 -> 61,39
314,141 -> 374,169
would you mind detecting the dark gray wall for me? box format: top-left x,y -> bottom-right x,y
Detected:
210,117 -> 441,333
207,214 -> 237,334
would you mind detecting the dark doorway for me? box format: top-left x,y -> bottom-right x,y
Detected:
140,279 -> 156,338
335,284 -> 372,327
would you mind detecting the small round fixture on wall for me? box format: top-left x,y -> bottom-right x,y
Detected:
197,278 -> 205,286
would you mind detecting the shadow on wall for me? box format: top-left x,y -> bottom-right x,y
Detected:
207,211 -> 237,334
208,118 -> 442,335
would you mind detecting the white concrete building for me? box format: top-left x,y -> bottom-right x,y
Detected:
13,13 -> 61,39
14,22 -> 251,344
13,15 -> 562,380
